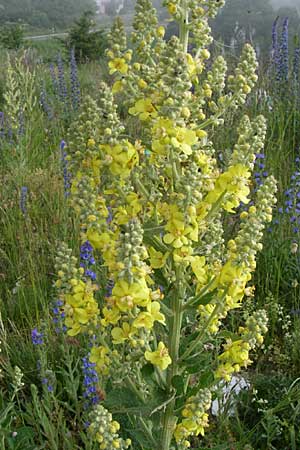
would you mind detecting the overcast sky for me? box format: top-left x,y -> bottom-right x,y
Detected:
271,0 -> 300,8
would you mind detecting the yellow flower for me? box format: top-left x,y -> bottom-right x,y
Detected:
186,53 -> 203,80
111,322 -> 135,344
149,247 -> 169,268
157,26 -> 165,38
167,2 -> 177,15
87,138 -> 96,147
138,79 -> 148,89
214,362 -> 235,382
129,98 -> 158,121
205,164 -> 251,213
112,80 -> 124,94
170,127 -> 198,155
101,307 -> 121,327
173,245 -> 193,263
164,230 -> 189,248
87,229 -> 111,250
101,141 -> 139,178
108,58 -> 128,75
64,281 -> 99,336
147,301 -> 166,325
218,261 -> 251,300
90,345 -> 110,374
144,341 -> 172,370
112,278 -> 150,311
133,312 -> 155,330
190,256 -> 207,285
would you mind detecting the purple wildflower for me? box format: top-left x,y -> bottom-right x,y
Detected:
31,328 -> 44,345
70,48 -> 80,111
80,241 -> 96,281
82,356 -> 100,409
20,186 -> 28,215
60,140 -> 71,196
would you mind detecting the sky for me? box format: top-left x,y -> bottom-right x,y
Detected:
271,0 -> 300,8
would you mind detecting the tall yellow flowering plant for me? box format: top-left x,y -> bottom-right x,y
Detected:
55,1 -> 277,449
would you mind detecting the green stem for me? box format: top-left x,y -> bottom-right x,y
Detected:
159,3 -> 190,447
179,0 -> 189,52
160,272 -> 184,450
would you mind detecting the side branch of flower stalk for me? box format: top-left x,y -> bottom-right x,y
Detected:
179,294 -> 227,362
125,376 -> 146,404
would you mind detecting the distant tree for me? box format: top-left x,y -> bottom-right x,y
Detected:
67,11 -> 107,62
0,23 -> 24,49
0,0 -> 97,30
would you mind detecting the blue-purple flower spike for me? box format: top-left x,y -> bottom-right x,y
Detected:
276,17 -> 289,83
20,186 -> 28,215
80,241 -> 96,281
82,356 -> 100,409
271,16 -> 279,64
70,48 -> 80,111
31,328 -> 44,345
60,140 -> 71,197
57,53 -> 68,105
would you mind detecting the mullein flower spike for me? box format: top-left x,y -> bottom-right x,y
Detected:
53,1 -> 277,448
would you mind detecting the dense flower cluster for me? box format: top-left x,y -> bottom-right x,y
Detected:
215,310 -> 268,381
88,405 -> 132,449
53,1 -> 277,448
174,389 -> 212,448
54,243 -> 99,336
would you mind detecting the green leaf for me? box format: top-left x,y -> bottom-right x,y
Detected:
141,363 -> 155,384
186,290 -> 216,309
185,353 -> 212,374
105,387 -> 143,411
172,375 -> 185,394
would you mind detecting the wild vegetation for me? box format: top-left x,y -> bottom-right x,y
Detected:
1,1 -> 300,450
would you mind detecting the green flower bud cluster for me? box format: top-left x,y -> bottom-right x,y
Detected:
54,243 -> 82,292
66,96 -> 104,174
131,0 -> 159,63
202,213 -> 225,265
4,59 -> 22,132
205,55 -> 227,98
242,309 -> 269,348
189,4 -> 213,50
162,0 -> 181,20
177,160 -> 204,206
194,0 -> 226,18
88,404 -> 131,449
227,44 -> 258,107
230,115 -> 267,169
4,54 -> 37,135
13,366 -> 25,390
107,17 -> 127,56
230,176 -> 277,267
158,37 -> 193,113
71,175 -> 108,236
97,82 -> 125,145
117,219 -> 148,283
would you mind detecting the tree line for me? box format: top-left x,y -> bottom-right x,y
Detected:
0,0 -> 97,29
